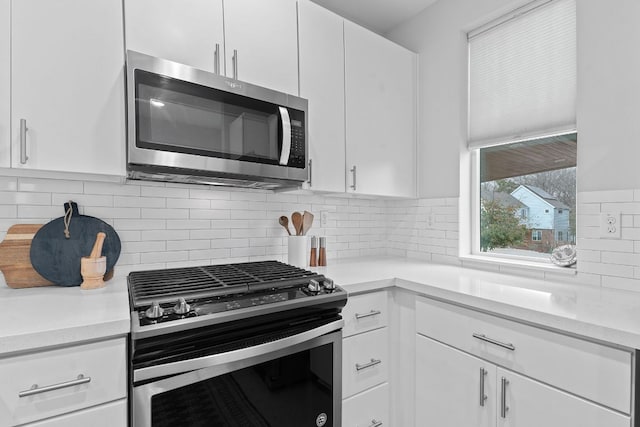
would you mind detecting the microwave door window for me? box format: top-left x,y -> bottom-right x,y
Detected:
134,70 -> 284,166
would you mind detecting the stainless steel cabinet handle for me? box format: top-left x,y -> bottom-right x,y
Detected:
355,310 -> 381,320
500,376 -> 509,418
214,43 -> 220,75
19,118 -> 28,164
232,49 -> 238,80
18,374 -> 91,398
308,158 -> 312,187
479,367 -> 488,407
356,358 -> 381,371
472,333 -> 515,351
369,420 -> 383,427
350,165 -> 357,190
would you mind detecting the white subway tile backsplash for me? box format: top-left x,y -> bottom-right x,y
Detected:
0,191 -> 51,205
5,174 -> 640,293
18,177 -> 84,194
85,181 -> 140,196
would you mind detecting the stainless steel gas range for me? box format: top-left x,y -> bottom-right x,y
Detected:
127,260 -> 347,427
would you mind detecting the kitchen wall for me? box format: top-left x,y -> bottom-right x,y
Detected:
383,0 -> 640,291
0,175 -> 387,282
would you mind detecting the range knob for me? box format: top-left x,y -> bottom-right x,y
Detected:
173,297 -> 191,315
145,301 -> 164,319
307,279 -> 321,293
323,278 -> 336,290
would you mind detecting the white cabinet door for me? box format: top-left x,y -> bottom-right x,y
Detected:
0,0 -> 8,169
224,0 -> 299,95
416,334 -> 495,427
344,20 -> 416,198
11,0 -> 125,176
342,383 -> 389,427
497,368 -> 630,427
124,0 -> 224,73
298,0 -> 345,192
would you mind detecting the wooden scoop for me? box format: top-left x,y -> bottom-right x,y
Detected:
301,211 -> 314,236
279,216 -> 292,236
81,232 -> 107,290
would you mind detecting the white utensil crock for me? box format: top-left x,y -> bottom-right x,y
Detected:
287,236 -> 308,268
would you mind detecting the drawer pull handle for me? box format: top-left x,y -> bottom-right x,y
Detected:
369,420 -> 383,427
355,310 -> 381,320
479,367 -> 488,407
500,376 -> 510,418
356,358 -> 381,371
18,374 -> 91,398
472,333 -> 515,351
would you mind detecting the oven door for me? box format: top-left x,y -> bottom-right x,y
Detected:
132,322 -> 342,427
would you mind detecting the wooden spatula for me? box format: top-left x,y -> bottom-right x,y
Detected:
302,211 -> 314,236
291,212 -> 303,236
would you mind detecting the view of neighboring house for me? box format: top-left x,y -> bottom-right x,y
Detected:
510,185 -> 571,251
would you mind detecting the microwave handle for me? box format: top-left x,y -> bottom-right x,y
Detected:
278,106 -> 292,165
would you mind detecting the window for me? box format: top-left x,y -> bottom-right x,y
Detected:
469,0 -> 577,263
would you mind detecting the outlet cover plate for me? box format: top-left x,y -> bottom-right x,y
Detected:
600,212 -> 621,238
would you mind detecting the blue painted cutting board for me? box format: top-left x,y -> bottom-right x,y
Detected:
30,202 -> 121,286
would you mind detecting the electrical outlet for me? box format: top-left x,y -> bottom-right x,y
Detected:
320,211 -> 328,227
600,212 -> 621,238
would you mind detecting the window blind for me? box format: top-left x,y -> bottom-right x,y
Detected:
468,0 -> 576,148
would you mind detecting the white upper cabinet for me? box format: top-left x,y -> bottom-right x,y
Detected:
298,0 -> 345,192
344,20 -> 417,198
0,0 -> 10,169
124,0 -> 224,73
11,0 -> 125,176
125,0 -> 298,95
224,0 -> 299,95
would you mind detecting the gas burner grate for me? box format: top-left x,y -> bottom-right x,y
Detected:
128,261 -> 324,308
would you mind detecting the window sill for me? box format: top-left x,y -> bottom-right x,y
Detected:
459,254 -> 577,277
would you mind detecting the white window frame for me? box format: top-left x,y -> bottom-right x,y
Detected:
465,0 -> 576,269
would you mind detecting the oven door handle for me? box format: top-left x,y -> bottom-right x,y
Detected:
134,318 -> 343,383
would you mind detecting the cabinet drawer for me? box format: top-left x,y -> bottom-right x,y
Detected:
342,382 -> 389,427
416,297 -> 632,414
0,338 -> 127,425
343,327 -> 389,398
24,399 -> 127,427
342,291 -> 388,337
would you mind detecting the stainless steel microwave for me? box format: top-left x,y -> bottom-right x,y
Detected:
126,50 -> 308,189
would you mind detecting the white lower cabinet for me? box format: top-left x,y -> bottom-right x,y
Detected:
415,297 -> 633,427
341,290 -> 390,426
343,383 -> 389,427
416,335 -> 495,427
0,338 -> 127,427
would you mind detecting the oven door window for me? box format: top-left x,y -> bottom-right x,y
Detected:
134,69 -> 305,167
150,343 -> 334,427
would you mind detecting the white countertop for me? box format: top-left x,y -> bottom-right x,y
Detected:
315,256 -> 640,349
2,256 -> 640,356
0,278 -> 130,356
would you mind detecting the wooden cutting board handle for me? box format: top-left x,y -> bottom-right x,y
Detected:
0,225 -> 53,288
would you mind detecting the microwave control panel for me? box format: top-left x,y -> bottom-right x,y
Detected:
289,119 -> 305,168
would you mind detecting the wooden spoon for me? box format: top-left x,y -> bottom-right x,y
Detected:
291,212 -> 303,236
279,216 -> 292,236
302,211 -> 314,236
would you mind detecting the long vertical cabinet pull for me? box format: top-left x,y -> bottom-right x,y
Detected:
19,119 -> 28,164
308,159 -> 312,187
479,367 -> 488,406
214,43 -> 220,75
232,49 -> 238,80
500,376 -> 509,418
350,165 -> 357,190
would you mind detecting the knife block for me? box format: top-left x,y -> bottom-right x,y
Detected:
80,256 -> 107,290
